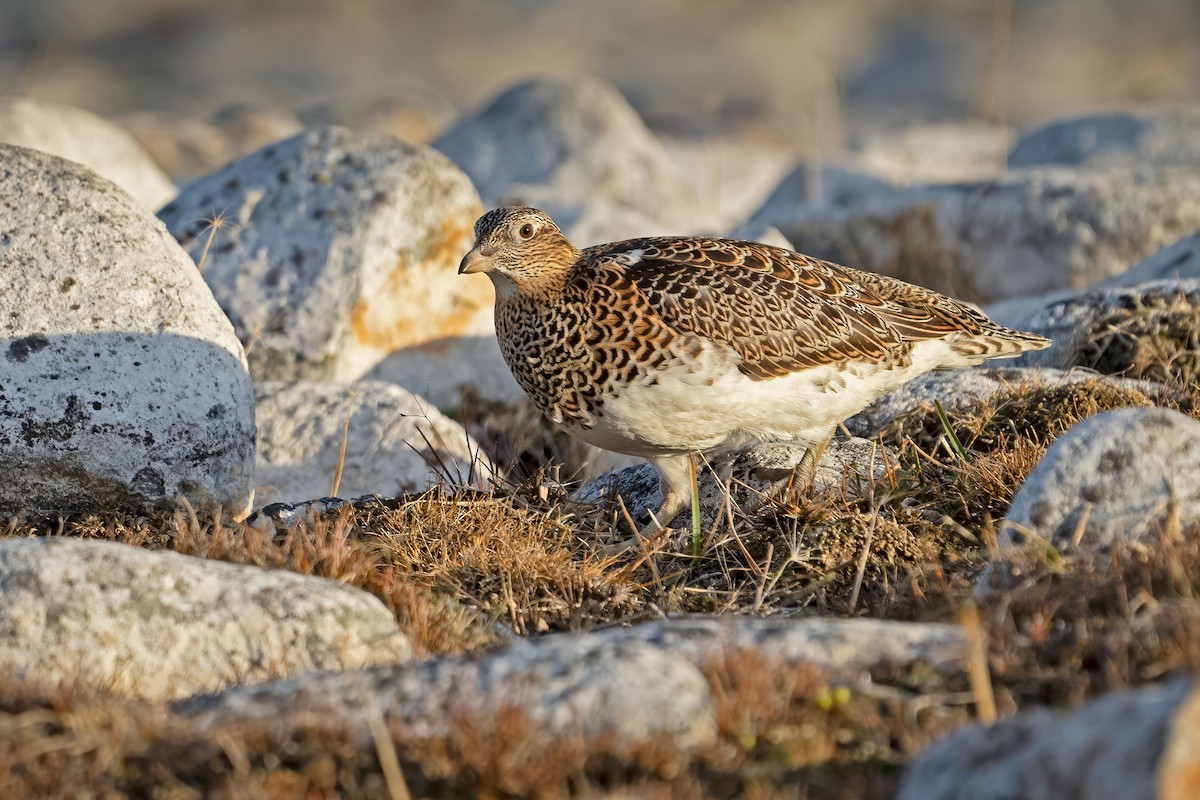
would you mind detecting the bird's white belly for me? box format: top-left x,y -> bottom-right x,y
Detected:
566,339 -> 962,458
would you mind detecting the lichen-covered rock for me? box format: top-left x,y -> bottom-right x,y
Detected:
0,537 -> 411,701
592,616 -> 967,675
0,144 -> 255,519
254,380 -> 493,505
998,280 -> 1200,385
755,166 -> 1200,304
1009,107 -> 1200,169
158,126 -> 487,393
0,97 -> 177,208
900,677 -> 1194,800
1004,408 -> 1200,549
434,76 -> 703,228
179,632 -> 717,753
844,366 -> 1169,438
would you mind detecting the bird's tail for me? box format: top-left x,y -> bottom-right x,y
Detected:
949,326 -> 1051,361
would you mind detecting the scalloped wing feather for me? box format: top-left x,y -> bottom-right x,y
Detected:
582,237 -> 1048,380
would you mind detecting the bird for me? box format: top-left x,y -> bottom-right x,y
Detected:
459,206 -> 1050,532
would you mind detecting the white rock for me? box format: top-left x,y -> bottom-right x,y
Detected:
180,632 -> 717,752
1009,107 -> 1200,169
434,76 -> 704,229
0,97 -> 176,208
1100,229 -> 1200,289
725,221 -> 794,251
118,110 -> 236,181
851,122 -> 1010,184
658,135 -> 794,227
752,123 -> 1008,218
486,188 -> 671,249
900,677 -> 1193,800
1004,408 -> 1200,549
254,380 -> 493,505
0,144 -> 256,519
752,157 -> 894,213
985,232 -> 1200,330
157,126 -> 488,395
363,333 -> 523,409
755,166 -> 1200,304
0,537 -> 411,701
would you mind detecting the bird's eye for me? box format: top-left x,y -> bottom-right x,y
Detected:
518,223 -> 535,239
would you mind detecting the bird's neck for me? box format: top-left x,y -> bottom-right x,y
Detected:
490,267 -> 573,305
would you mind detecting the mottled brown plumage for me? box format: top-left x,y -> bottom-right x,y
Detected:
460,206 -> 1050,531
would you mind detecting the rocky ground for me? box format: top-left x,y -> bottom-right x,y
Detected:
3,69 -> 1200,797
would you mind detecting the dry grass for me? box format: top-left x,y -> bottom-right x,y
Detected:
1070,286 -> 1200,386
2,371 -> 1199,796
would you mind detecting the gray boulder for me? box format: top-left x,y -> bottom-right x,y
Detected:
254,380 -> 493,506
180,632 -> 717,752
0,145 -> 255,519
434,76 -> 703,228
900,677 -> 1194,800
755,166 -> 1200,304
0,97 -> 176,208
158,127 -> 489,397
1009,107 -> 1200,169
1004,408 -> 1200,549
0,537 -> 411,701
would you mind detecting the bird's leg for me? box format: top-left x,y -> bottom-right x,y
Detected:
601,453 -> 693,558
761,428 -> 837,508
642,453 -> 693,539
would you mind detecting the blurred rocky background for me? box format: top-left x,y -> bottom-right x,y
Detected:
5,0 -> 1199,177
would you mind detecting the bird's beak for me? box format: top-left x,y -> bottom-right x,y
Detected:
458,246 -> 489,275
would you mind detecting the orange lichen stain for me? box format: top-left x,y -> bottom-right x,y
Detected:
350,209 -> 492,350
424,206 -> 479,267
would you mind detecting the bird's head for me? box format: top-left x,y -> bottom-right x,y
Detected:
458,207 -> 578,296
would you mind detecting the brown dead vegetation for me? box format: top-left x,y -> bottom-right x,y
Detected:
2,374 -> 1200,796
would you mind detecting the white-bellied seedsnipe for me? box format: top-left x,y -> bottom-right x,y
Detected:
460,206 -> 1050,531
